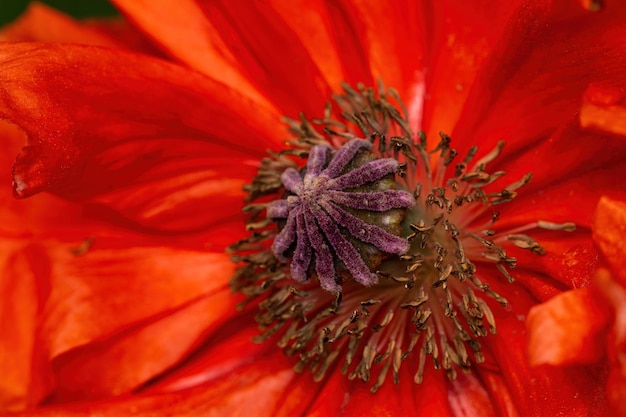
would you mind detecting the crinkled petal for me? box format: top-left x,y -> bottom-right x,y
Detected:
40,246 -> 233,362
595,269 -> 626,417
2,352 -> 308,417
451,1 -> 626,156
0,241 -> 235,407
494,160 -> 626,231
423,0 -> 532,137
79,147 -> 257,232
0,43 -> 279,219
479,272 -> 609,416
580,83 -> 626,137
0,242 -> 49,411
194,0 -> 331,117
49,288 -> 237,403
527,287 -> 611,366
448,373 -> 499,417
109,0 -> 268,107
593,196 -> 626,286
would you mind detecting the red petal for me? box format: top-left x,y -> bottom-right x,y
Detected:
147,321 -> 268,393
0,2 -> 165,57
320,0 -> 426,127
451,2 -> 626,156
5,354 -> 303,417
334,366 -> 453,417
0,161 -> 234,408
593,196 -> 626,286
40,247 -> 233,361
0,242 -> 49,410
463,267 -> 610,416
258,0 -> 425,120
526,287 -> 611,366
491,119 -> 626,202
448,373 -> 499,417
270,0 -> 427,102
512,243 -> 599,299
266,0 -> 346,92
148,320 -> 322,417
0,43 -> 279,199
470,370 -> 520,417
3,244 -> 236,405
494,160 -> 626,231
0,121 -> 65,410
423,0 -> 534,138
75,141 -> 257,232
50,288 -> 237,403
194,1 -> 331,117
110,0 -> 269,106
608,361 -> 626,417
595,269 -> 626,417
508,267 -> 566,303
580,83 -> 626,137
301,372 -> 348,417
113,0 -> 424,118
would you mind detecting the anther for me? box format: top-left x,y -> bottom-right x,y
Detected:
231,83 -> 577,394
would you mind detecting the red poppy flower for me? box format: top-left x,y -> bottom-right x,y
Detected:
1,1 -> 625,416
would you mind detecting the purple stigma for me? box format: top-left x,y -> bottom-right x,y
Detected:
267,139 -> 415,292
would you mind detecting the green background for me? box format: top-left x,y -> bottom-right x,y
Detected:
0,0 -> 117,25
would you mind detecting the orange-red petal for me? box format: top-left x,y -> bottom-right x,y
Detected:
0,43 -> 279,199
109,0 -> 268,108
475,268 -> 608,416
75,145 -> 257,232
1,354 -> 304,417
193,1 -> 332,117
580,83 -> 626,137
423,0 -> 533,138
496,160 -> 626,231
527,286 -> 611,366
593,197 -> 626,415
40,246 -> 233,361
593,196 -> 626,286
595,269 -> 626,417
0,242 -> 235,408
0,242 -> 49,411
451,1 -> 626,156
49,288 -> 237,403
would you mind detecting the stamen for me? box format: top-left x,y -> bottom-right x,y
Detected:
230,83 -> 576,393
537,220 -> 577,232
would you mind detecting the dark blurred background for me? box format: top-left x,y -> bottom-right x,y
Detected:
0,0 -> 117,25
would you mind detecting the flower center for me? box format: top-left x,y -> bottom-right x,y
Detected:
229,83 -> 575,392
267,139 -> 414,292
